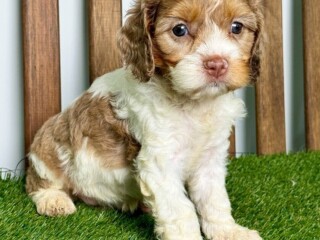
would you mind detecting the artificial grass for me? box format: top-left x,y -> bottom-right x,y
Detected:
0,152 -> 319,240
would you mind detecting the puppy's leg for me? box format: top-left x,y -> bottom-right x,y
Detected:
26,154 -> 76,217
188,146 -> 261,240
136,148 -> 202,240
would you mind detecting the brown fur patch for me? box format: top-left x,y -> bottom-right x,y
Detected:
26,92 -> 140,194
68,93 -> 140,167
26,163 -> 52,194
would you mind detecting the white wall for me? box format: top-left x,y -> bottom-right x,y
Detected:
59,0 -> 90,109
282,0 -> 305,152
0,0 -> 24,177
122,0 -> 132,23
0,0 -> 306,177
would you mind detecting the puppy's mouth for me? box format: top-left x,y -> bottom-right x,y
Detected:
206,75 -> 228,87
203,70 -> 230,89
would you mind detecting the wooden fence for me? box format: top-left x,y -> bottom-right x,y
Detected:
22,0 -> 320,156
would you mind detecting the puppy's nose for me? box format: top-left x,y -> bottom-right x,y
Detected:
204,57 -> 229,79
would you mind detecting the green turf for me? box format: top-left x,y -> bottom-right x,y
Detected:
1,152 -> 319,240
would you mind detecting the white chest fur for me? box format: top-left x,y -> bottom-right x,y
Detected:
90,68 -> 246,175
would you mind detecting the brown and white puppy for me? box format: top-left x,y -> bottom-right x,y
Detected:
26,0 -> 263,239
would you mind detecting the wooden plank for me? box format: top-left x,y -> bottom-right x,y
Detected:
302,0 -> 320,151
229,130 -> 235,157
255,1 -> 286,154
88,0 -> 122,83
22,0 -> 61,153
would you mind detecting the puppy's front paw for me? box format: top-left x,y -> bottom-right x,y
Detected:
207,224 -> 261,240
31,189 -> 76,217
156,217 -> 203,240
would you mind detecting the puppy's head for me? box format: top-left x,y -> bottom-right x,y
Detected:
118,0 -> 263,99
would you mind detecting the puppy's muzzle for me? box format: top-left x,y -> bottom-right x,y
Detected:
204,56 -> 229,80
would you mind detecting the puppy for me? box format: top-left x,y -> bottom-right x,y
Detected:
26,0 -> 263,239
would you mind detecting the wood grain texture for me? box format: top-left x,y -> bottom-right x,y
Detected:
88,0 -> 122,83
255,1 -> 286,154
229,130 -> 235,157
22,0 -> 61,153
302,0 -> 320,151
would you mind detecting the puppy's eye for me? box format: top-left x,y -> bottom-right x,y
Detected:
172,24 -> 189,37
231,22 -> 243,34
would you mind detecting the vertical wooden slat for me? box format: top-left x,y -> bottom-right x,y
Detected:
22,0 -> 61,153
88,0 -> 122,83
229,130 -> 235,157
255,1 -> 286,154
302,0 -> 320,151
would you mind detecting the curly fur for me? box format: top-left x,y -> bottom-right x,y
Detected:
118,0 -> 161,81
26,0 -> 264,239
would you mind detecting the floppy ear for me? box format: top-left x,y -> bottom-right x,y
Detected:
249,0 -> 264,82
117,0 -> 160,82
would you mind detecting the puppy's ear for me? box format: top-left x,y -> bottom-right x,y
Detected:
117,0 -> 160,82
249,0 -> 264,82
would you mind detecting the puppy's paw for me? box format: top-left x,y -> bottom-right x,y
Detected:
156,218 -> 203,240
31,189 -> 76,217
207,224 -> 261,240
